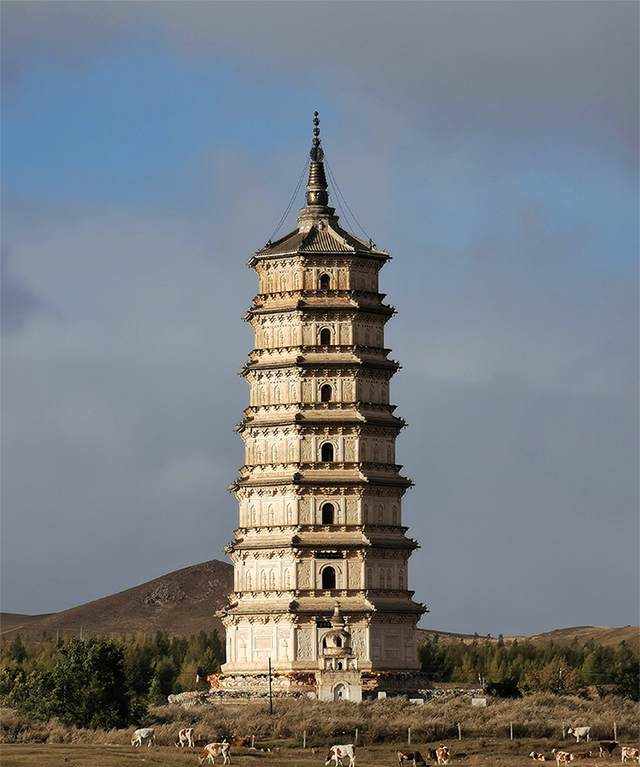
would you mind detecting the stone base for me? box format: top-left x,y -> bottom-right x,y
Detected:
206,670 -> 433,702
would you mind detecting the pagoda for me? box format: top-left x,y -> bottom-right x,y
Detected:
219,114 -> 427,701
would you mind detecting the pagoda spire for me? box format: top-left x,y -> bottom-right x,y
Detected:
305,111 -> 329,208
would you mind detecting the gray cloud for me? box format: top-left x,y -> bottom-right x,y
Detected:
1,1 -> 637,635
1,249 -> 42,333
3,2 -> 637,156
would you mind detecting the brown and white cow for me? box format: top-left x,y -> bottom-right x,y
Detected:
229,737 -> 251,748
552,749 -> 572,766
198,742 -> 231,765
176,728 -> 195,748
325,744 -> 356,767
397,749 -> 425,766
529,752 -> 547,761
572,752 -> 592,760
435,745 -> 450,765
424,749 -> 438,762
621,747 -> 640,764
598,742 -> 618,758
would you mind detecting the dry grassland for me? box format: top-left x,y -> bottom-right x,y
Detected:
2,696 -> 638,767
0,741 -> 634,767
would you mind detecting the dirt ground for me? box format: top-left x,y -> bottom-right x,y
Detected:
0,741 -> 631,767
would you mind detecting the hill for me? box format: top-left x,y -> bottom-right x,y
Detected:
2,560 -> 637,648
0,560 -> 233,641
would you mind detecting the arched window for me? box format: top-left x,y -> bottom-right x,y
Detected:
320,273 -> 331,290
398,569 -> 405,590
322,503 -> 335,525
322,566 -> 336,590
268,505 -> 275,525
392,505 -> 398,525
321,384 -> 332,402
387,569 -> 392,589
378,504 -> 384,523
387,445 -> 393,463
246,570 -> 252,590
250,506 -> 257,526
379,569 -> 385,589
373,444 -> 379,462
321,442 -> 334,462
320,328 -> 331,345
269,570 -> 276,589
367,568 -> 373,588
284,569 -> 291,588
260,570 -> 267,590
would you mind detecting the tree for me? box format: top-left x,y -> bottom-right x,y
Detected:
5,636 -> 144,729
47,637 -> 138,728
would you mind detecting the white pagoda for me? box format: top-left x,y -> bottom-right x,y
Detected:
218,114 -> 427,701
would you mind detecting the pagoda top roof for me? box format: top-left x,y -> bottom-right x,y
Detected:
251,112 -> 389,262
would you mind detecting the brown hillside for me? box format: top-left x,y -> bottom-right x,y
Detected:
0,560 -> 233,641
417,625 -> 639,648
2,562 -> 637,649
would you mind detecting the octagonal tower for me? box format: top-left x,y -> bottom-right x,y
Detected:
219,114 -> 427,701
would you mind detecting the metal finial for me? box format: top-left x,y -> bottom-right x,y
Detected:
310,111 -> 324,162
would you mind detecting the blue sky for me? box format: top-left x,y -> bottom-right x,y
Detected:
2,1 -> 638,637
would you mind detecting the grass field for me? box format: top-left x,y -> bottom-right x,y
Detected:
0,740 -> 634,767
2,695 -> 638,767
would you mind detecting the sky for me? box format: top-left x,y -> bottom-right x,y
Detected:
1,1 -> 638,638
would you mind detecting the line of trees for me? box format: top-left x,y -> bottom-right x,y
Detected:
1,630 -> 637,730
418,634 -> 639,700
0,630 -> 225,729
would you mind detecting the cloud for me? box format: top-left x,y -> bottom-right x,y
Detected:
1,1 -> 637,634
1,249 -> 43,333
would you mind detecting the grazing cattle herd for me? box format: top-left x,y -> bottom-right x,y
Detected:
126,726 -> 639,764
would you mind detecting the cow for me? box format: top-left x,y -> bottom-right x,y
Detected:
229,737 -> 251,748
325,744 -> 356,767
198,742 -> 231,765
397,750 -> 425,766
530,752 -> 547,761
425,749 -> 439,762
435,745 -> 450,765
552,750 -> 573,766
572,753 -> 592,760
568,727 -> 591,743
621,747 -> 640,764
599,742 -> 618,758
176,728 -> 195,748
131,728 -> 155,747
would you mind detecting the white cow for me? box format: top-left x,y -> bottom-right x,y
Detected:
325,744 -> 356,767
131,728 -> 155,747
568,727 -> 591,743
198,742 -> 231,765
177,727 -> 195,747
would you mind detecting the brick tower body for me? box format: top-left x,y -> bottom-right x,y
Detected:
219,115 -> 427,701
